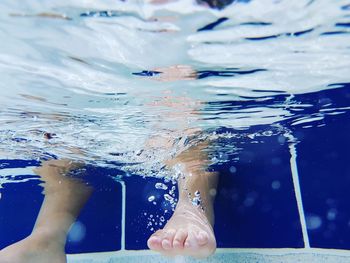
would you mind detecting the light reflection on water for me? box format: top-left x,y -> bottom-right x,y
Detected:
0,0 -> 349,179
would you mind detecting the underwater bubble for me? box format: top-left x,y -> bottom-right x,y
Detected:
169,185 -> 176,195
271,180 -> 281,190
247,134 -> 255,139
262,130 -> 273,136
173,164 -> 184,179
306,214 -> 323,230
327,208 -> 337,221
229,166 -> 237,173
209,188 -> 217,197
148,196 -> 155,202
164,177 -> 171,183
191,191 -> 202,206
218,152 -> 228,161
278,135 -> 286,144
155,183 -> 168,190
68,221 -> 86,243
192,197 -> 201,206
164,194 -> 174,202
243,197 -> 255,207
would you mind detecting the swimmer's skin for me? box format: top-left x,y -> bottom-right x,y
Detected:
148,141 -> 218,258
144,65 -> 218,257
0,65 -> 218,261
10,13 -> 72,20
0,150 -> 217,262
0,160 -> 92,263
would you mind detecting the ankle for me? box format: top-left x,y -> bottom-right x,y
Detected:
31,227 -> 66,248
176,198 -> 215,226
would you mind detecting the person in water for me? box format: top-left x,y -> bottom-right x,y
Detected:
0,0 -> 239,258
0,65 -> 219,262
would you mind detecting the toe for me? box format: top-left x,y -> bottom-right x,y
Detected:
196,231 -> 209,246
184,229 -> 198,249
147,230 -> 163,251
161,229 -> 176,250
173,229 -> 187,249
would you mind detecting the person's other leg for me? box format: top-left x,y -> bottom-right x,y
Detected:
147,142 -> 218,258
0,159 -> 92,263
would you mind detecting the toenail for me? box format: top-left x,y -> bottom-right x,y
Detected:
150,236 -> 159,242
173,240 -> 180,248
148,237 -> 159,247
162,239 -> 171,249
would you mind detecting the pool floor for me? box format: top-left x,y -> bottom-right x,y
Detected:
68,248 -> 350,263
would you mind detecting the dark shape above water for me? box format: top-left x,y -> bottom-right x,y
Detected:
321,31 -> 349,35
132,71 -> 162,77
335,22 -> 350,28
197,68 -> 266,79
80,11 -> 121,17
197,17 -> 229,32
240,22 -> 272,26
197,0 -> 251,9
341,4 -> 350,10
245,28 -> 314,41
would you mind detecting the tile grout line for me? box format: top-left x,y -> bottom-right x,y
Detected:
285,133 -> 310,248
120,181 -> 126,251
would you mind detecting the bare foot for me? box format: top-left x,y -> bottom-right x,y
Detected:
147,201 -> 216,258
0,229 -> 66,263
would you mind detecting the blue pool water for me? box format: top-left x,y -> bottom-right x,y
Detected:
1,0 -> 350,261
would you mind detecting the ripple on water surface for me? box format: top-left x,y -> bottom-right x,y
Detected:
0,0 -> 350,181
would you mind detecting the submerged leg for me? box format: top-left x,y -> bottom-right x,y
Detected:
147,142 -> 218,258
0,159 -> 92,263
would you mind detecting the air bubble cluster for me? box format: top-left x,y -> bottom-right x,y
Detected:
155,182 -> 168,190
191,190 -> 202,206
